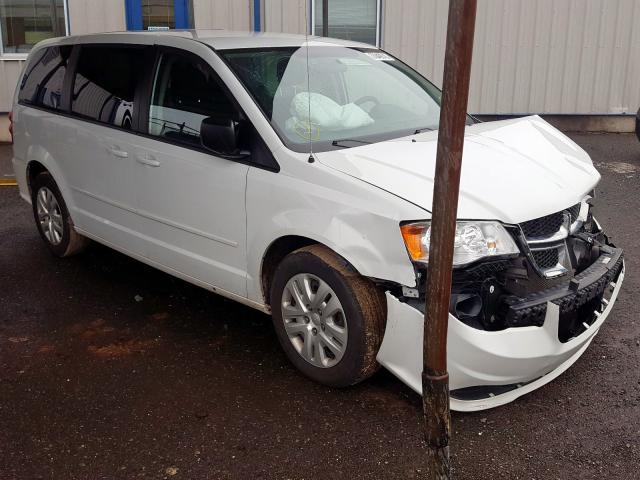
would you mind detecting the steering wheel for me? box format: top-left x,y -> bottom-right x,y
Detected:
353,96 -> 380,108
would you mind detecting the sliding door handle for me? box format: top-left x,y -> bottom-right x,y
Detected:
109,148 -> 129,158
136,155 -> 161,167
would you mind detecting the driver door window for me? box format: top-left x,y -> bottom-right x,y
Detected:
148,52 -> 237,147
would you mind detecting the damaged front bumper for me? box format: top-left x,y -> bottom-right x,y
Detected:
376,249 -> 625,412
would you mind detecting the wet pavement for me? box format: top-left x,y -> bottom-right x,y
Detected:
1,134 -> 639,479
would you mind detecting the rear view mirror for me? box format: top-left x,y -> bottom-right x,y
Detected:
200,116 -> 248,159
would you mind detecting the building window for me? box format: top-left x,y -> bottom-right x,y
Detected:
0,0 -> 67,54
312,0 -> 381,46
125,0 -> 192,31
143,0 -> 175,29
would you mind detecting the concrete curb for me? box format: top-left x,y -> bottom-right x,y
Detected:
474,114 -> 637,133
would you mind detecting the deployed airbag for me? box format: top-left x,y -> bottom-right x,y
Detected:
286,92 -> 374,132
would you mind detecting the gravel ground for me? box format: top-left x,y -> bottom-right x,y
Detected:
1,134 -> 639,479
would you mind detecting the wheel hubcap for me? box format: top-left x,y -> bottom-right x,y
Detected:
281,273 -> 348,368
36,187 -> 63,245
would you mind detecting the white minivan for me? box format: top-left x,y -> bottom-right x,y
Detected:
11,31 -> 624,411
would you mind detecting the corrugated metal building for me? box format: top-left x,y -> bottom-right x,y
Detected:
2,0 -> 639,141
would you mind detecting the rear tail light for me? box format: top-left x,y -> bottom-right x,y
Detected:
7,110 -> 13,144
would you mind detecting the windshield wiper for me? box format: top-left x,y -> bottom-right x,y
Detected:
414,127 -> 435,134
331,138 -> 372,148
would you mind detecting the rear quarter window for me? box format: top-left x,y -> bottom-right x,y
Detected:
19,46 -> 72,111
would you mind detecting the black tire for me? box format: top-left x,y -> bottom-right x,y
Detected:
270,244 -> 386,387
31,172 -> 90,257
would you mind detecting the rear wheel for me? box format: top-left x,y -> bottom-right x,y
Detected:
270,244 -> 386,387
31,172 -> 90,257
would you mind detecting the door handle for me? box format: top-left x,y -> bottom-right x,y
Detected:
109,148 -> 129,158
136,154 -> 161,167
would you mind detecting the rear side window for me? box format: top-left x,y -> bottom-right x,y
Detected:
71,45 -> 149,129
148,52 -> 238,147
19,46 -> 72,111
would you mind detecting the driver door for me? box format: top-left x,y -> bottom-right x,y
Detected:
133,49 -> 249,297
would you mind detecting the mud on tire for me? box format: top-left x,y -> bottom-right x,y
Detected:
30,172 -> 90,258
270,244 -> 387,387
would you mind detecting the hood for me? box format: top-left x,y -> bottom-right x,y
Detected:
316,116 -> 600,224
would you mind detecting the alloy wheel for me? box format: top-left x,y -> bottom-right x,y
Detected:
281,273 -> 348,368
36,187 -> 64,245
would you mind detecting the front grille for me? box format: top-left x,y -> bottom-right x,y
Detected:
532,248 -> 559,269
520,203 -> 583,240
520,211 -> 564,238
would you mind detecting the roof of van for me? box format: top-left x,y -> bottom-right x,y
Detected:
37,30 -> 375,51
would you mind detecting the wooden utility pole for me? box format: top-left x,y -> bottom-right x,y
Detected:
423,0 -> 477,478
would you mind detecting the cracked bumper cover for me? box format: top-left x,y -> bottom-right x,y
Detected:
376,250 -> 625,412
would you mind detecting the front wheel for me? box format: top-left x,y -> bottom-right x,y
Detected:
270,245 -> 386,387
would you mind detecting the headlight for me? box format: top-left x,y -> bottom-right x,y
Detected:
400,221 -> 520,266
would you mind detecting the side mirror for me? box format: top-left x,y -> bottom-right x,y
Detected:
200,116 -> 248,159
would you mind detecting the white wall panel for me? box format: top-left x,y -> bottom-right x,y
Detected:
67,0 -> 126,35
264,0 -> 307,34
383,0 -> 640,114
0,59 -> 25,112
3,0 -> 640,116
193,0 -> 252,30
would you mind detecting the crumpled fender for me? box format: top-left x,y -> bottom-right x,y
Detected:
245,154 -> 426,304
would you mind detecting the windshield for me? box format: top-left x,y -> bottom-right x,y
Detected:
221,46 -> 464,152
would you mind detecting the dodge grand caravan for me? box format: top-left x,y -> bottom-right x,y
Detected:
11,31 -> 624,411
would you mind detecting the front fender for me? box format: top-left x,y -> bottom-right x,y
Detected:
245,159 -> 425,304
